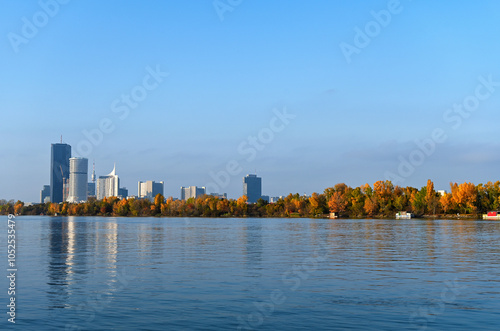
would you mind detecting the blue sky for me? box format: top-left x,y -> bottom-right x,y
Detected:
2,0 -> 500,202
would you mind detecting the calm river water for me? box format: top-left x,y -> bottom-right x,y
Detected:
2,216 -> 500,330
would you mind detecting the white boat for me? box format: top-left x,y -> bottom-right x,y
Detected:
396,212 -> 413,219
483,211 -> 500,220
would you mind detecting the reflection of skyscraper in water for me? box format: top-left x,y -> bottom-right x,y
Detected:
47,217 -> 89,309
101,220 -> 118,273
243,222 -> 263,268
95,219 -> 128,291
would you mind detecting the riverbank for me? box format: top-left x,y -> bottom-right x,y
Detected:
2,179 -> 498,219
7,213 -> 487,221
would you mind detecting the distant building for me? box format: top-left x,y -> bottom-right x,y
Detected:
67,157 -> 88,203
243,174 -> 262,203
209,193 -> 227,199
270,196 -> 283,203
181,186 -> 206,200
88,161 -> 96,197
50,143 -> 71,203
438,190 -> 446,196
260,195 -> 270,203
87,182 -> 96,197
63,178 -> 70,202
40,185 -> 50,203
118,187 -> 128,199
138,180 -> 164,201
96,164 -> 120,200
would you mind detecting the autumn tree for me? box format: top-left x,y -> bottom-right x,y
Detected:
113,198 -> 130,216
309,193 -> 326,216
153,194 -> 164,215
453,182 -> 477,214
217,198 -> 230,215
100,198 -> 112,215
411,187 -> 426,215
425,179 -> 439,214
236,196 -> 248,216
47,203 -> 60,215
363,196 -> 378,217
477,182 -> 500,213
328,191 -> 348,215
349,187 -> 366,217
61,202 -> 69,216
373,180 -> 394,215
14,201 -> 24,215
440,193 -> 454,214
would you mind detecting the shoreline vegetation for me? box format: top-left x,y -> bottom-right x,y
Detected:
1,180 -> 498,219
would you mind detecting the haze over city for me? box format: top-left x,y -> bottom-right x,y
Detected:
2,1 -> 500,202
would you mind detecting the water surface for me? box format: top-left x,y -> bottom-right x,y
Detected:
2,216 -> 500,330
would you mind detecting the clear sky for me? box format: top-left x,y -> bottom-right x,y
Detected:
2,0 -> 500,202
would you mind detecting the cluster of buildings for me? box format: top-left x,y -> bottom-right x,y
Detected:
40,141 -> 273,204
40,142 -> 164,204
177,175 -> 269,203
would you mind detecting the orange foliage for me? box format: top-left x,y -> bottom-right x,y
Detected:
328,191 -> 348,214
363,196 -> 378,216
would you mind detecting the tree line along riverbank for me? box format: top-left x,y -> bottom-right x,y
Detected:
1,180 -> 498,219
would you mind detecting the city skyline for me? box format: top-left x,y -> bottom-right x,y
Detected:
2,1 -> 500,202
41,141 -> 271,202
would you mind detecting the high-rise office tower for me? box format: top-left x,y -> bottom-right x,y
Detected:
180,186 -> 206,200
67,157 -> 88,203
87,183 -> 96,197
40,185 -> 50,203
118,187 -> 128,198
96,164 -> 120,200
118,187 -> 128,199
138,181 -> 164,201
50,143 -> 71,203
243,174 -> 262,203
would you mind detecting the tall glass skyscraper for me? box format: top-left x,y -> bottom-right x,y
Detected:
50,143 -> 71,203
243,174 -> 262,203
68,157 -> 88,203
40,185 -> 50,203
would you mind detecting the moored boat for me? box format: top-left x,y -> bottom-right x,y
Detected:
483,211 -> 500,220
396,211 -> 413,219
